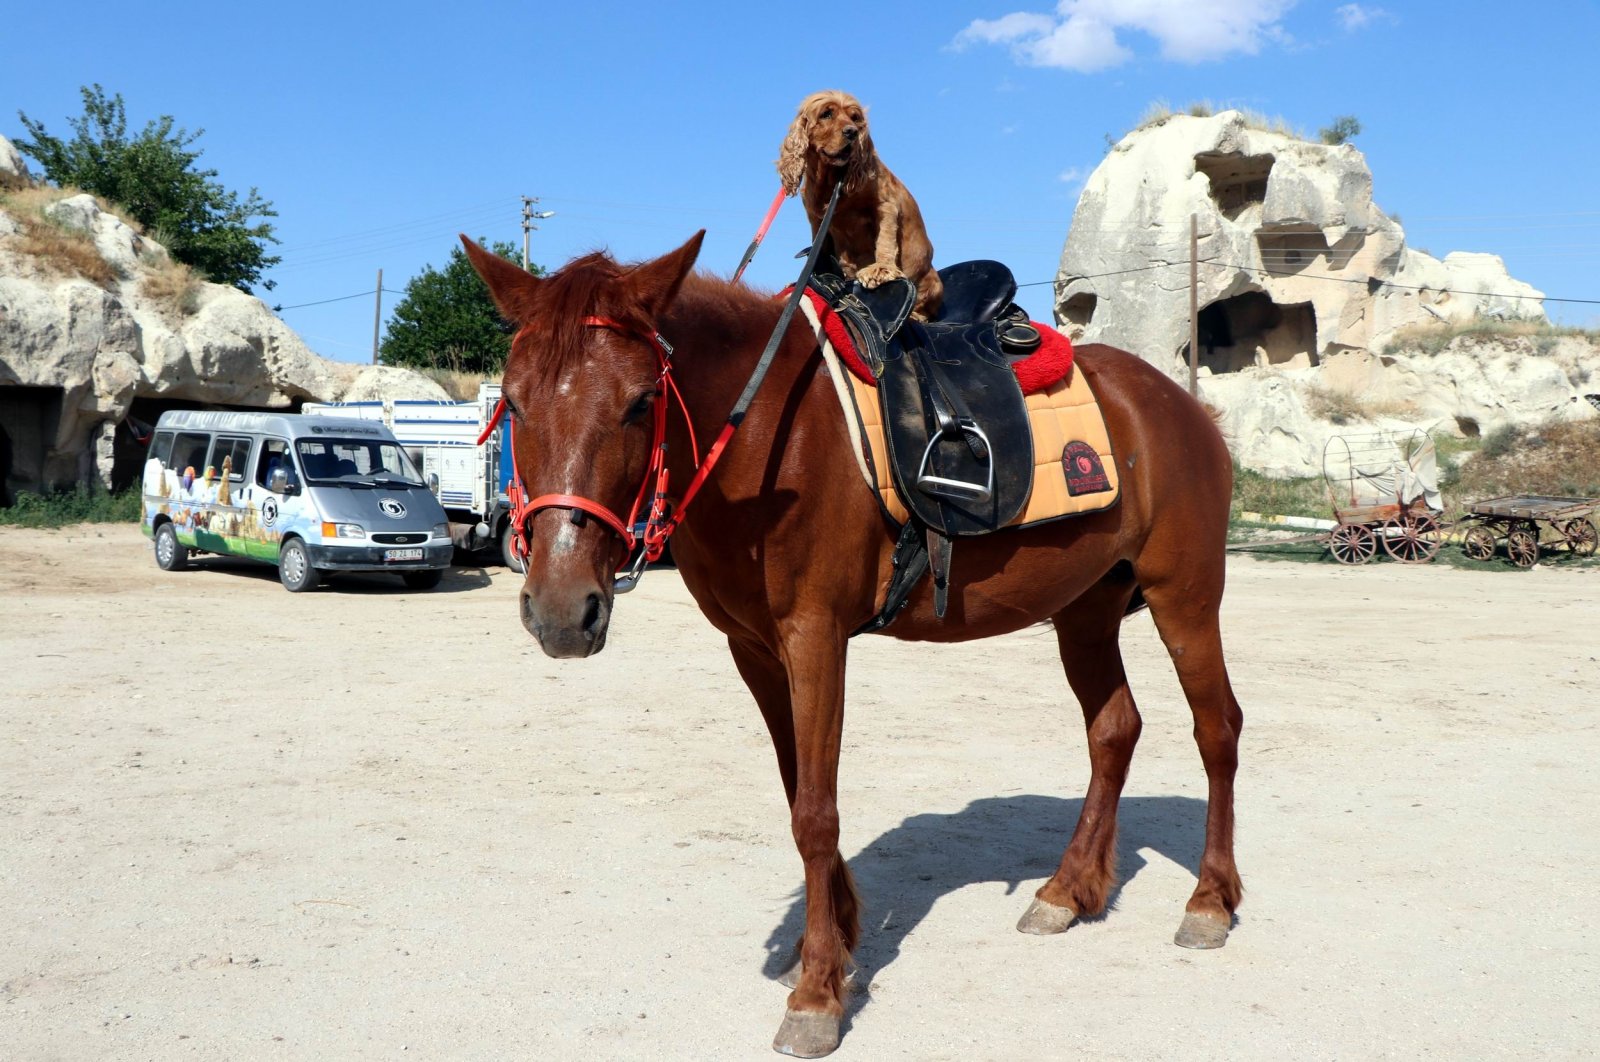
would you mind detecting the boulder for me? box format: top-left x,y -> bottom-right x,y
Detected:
0,185 -> 448,496
1054,110 -> 1592,478
0,133 -> 29,188
1056,110 -> 1546,376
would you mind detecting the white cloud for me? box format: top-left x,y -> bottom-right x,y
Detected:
953,0 -> 1297,72
1335,3 -> 1390,30
1058,166 -> 1087,183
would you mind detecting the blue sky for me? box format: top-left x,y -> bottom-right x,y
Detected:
4,1 -> 1597,364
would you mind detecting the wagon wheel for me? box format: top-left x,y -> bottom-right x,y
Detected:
1505,527 -> 1540,568
1328,523 -> 1377,565
1462,525 -> 1498,562
1381,512 -> 1443,564
1560,518 -> 1598,557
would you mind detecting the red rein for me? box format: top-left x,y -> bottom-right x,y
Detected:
485,316 -> 719,575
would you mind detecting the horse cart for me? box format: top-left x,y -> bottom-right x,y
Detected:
1459,495 -> 1599,568
1322,429 -> 1445,565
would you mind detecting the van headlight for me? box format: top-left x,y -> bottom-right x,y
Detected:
432,523 -> 449,539
322,522 -> 367,539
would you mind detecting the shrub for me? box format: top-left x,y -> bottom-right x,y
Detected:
0,488 -> 142,527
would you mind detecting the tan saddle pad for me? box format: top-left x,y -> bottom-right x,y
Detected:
798,300 -> 1121,529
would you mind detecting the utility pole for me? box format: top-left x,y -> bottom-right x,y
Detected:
1188,213 -> 1199,397
372,268 -> 383,365
521,196 -> 555,271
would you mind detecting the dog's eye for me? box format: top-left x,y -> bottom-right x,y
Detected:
850,112 -> 863,122
819,108 -> 833,119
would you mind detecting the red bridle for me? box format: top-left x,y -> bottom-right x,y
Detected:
484,315 -> 737,590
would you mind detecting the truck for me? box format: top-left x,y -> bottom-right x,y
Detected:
304,382 -> 523,571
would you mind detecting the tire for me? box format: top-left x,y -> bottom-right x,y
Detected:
402,568 -> 444,590
278,538 -> 321,592
500,520 -> 526,574
154,522 -> 188,571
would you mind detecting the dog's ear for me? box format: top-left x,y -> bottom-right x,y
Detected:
776,105 -> 810,195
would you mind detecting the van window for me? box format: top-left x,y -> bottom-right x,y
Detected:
255,438 -> 297,490
296,437 -> 423,486
149,431 -> 175,467
171,432 -> 211,475
210,436 -> 253,481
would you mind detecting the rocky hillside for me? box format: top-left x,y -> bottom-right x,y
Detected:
0,133 -> 446,498
1055,110 -> 1599,475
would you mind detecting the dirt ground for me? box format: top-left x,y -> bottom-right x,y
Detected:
2,524 -> 1597,1061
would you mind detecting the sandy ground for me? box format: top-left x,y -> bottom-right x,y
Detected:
1,524 -> 1598,1061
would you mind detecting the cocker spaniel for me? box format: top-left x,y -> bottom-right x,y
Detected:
777,90 -> 943,320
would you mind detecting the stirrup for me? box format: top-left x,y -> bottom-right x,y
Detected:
916,421 -> 994,503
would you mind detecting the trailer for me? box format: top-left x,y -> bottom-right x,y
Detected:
305,383 -> 522,570
1460,495 -> 1599,568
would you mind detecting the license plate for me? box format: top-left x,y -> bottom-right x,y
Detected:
384,548 -> 424,562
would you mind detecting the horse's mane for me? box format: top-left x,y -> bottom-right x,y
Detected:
520,251 -> 778,384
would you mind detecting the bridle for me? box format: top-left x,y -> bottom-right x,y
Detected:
484,181 -> 844,593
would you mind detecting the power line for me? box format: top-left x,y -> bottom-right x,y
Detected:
1210,261 -> 1600,305
275,289 -> 377,311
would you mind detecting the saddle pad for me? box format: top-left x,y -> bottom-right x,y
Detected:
799,298 -> 1121,529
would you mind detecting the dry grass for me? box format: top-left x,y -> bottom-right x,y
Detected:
420,367 -> 492,401
0,183 -> 140,289
140,251 -> 204,315
1302,384 -> 1420,425
1132,101 -> 1305,140
1447,419 -> 1600,505
1381,317 -> 1599,358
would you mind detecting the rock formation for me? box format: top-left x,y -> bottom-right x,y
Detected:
0,133 -> 448,498
1055,111 -> 1598,475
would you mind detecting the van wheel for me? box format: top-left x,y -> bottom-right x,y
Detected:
500,521 -> 526,574
279,538 -> 321,592
154,523 -> 188,571
402,569 -> 443,590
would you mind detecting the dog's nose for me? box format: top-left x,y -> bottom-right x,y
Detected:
843,126 -> 858,141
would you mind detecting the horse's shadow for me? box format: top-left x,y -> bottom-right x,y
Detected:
760,794 -> 1208,1016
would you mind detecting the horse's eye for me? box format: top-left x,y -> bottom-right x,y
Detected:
623,390 -> 658,425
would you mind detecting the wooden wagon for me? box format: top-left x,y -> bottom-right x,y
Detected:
1322,429 -> 1445,565
1460,495 -> 1599,568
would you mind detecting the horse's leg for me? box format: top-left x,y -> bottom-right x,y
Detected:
1138,569 -> 1245,949
1018,574 -> 1142,935
730,636 -> 861,1000
755,620 -> 855,1059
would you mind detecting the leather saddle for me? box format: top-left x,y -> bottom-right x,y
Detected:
811,261 -> 1044,624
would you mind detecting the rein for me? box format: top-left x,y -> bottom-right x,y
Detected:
485,181 -> 843,592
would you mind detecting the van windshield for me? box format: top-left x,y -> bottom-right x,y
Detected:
295,437 -> 424,488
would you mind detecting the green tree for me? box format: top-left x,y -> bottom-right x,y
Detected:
380,239 -> 534,373
15,84 -> 280,291
1319,115 -> 1363,145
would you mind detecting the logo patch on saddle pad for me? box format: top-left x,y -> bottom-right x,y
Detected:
1062,441 -> 1111,496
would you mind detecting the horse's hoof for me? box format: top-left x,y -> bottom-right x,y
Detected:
1016,896 -> 1078,935
773,1009 -> 841,1058
1174,912 -> 1231,950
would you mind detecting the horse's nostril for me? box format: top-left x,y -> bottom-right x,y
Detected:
581,593 -> 604,636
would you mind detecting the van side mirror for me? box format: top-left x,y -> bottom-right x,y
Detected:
269,468 -> 298,495
427,472 -> 440,495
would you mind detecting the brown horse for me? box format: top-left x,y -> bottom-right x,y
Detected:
463,232 -> 1244,1058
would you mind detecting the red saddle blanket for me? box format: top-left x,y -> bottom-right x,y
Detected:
795,287 -> 1075,393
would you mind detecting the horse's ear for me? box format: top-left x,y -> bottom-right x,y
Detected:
460,235 -> 541,322
627,230 -> 705,317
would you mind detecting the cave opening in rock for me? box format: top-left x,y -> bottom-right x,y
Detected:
1184,292 -> 1318,374
1194,152 -> 1274,219
1060,291 -> 1097,331
0,385 -> 66,503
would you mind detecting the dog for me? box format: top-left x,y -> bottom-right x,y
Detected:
777,90 -> 943,320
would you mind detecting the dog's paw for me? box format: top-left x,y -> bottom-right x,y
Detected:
857,264 -> 904,289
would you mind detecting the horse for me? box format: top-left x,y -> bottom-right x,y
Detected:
462,231 -> 1245,1058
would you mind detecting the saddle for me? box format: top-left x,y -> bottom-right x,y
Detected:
810,261 -> 1048,624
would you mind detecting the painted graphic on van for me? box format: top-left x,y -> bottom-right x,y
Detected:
142,449 -> 311,563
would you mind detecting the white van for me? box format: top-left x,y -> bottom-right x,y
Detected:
139,410 -> 453,592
